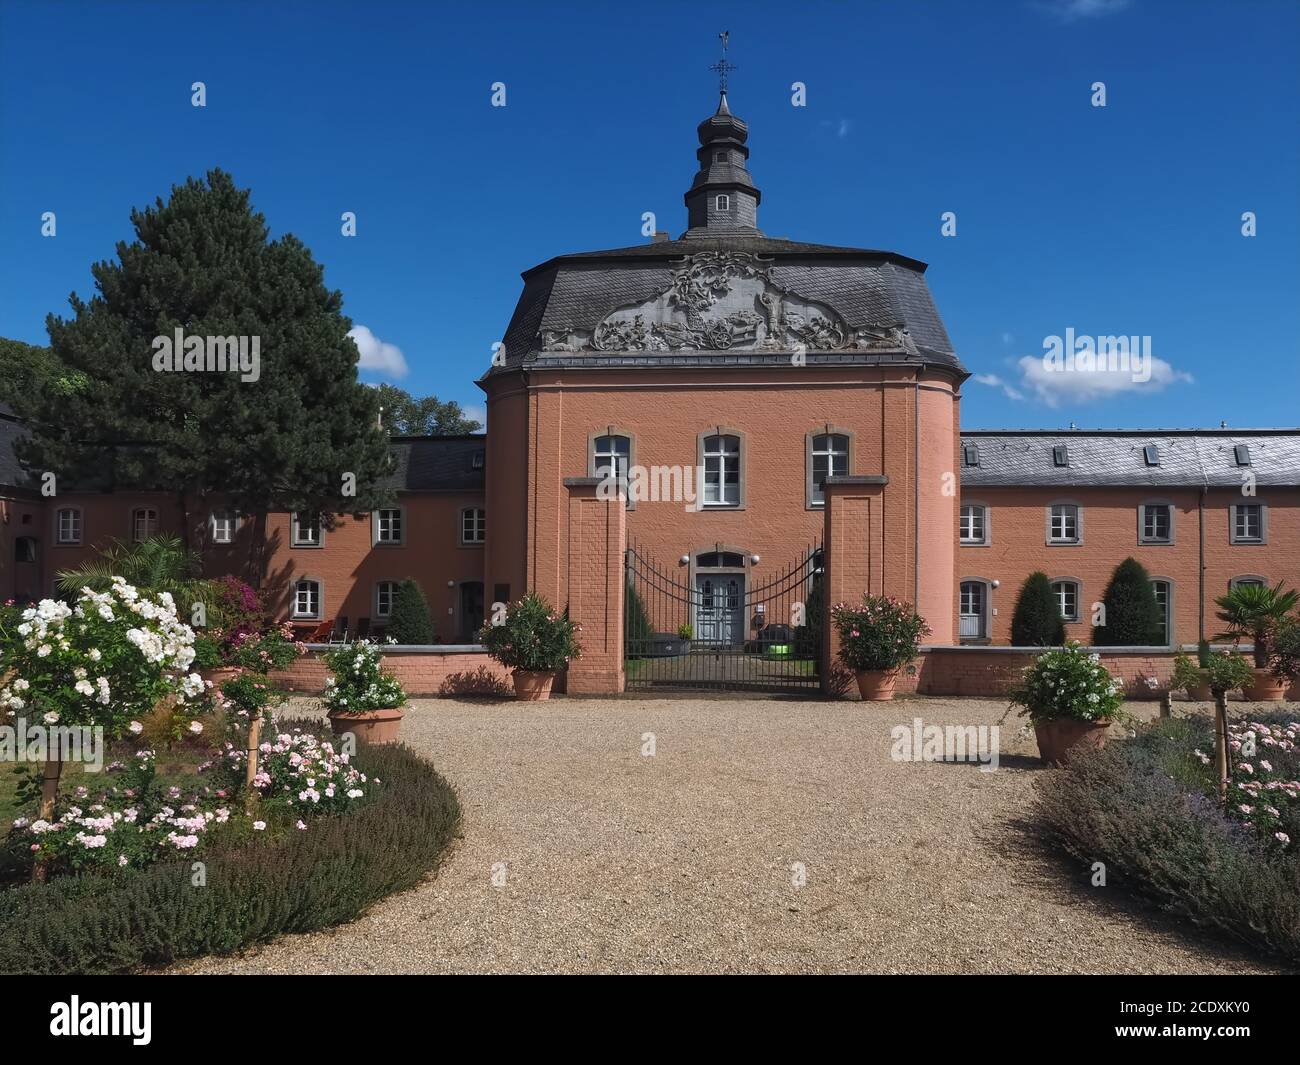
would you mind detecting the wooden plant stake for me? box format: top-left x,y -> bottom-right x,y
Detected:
244,711 -> 262,815
1214,690 -> 1230,806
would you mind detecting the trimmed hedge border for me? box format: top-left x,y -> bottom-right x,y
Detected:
1035,714 -> 1300,963
0,730 -> 461,974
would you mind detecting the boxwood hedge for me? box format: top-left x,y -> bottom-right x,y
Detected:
0,735 -> 461,974
1036,713 -> 1300,963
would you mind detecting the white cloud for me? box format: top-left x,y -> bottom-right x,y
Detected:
463,403 -> 486,428
348,325 -> 408,379
973,372 -> 1025,402
1036,0 -> 1131,23
818,118 -> 852,139
1013,354 -> 1193,408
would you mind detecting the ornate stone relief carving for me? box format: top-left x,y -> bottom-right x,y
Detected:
539,252 -> 917,355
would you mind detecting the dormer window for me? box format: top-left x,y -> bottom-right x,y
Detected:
715,194 -> 730,211
1143,444 -> 1160,467
1052,445 -> 1069,468
962,443 -> 980,468
472,451 -> 484,470
1234,444 -> 1251,466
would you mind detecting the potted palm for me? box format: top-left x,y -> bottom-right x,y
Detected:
1214,581 -> 1299,701
1008,642 -> 1129,764
322,639 -> 407,743
830,595 -> 929,701
480,593 -> 581,701
1269,616 -> 1300,701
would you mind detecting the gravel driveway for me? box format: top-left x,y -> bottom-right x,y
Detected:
174,696 -> 1286,974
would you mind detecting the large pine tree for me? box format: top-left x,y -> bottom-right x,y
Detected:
19,169 -> 393,557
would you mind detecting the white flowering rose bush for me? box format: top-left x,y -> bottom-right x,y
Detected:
321,639 -> 407,714
1008,642 -> 1128,724
216,727 -> 371,816
0,578 -> 201,736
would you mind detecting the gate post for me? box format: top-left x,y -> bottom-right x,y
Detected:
562,477 -> 626,694
821,475 -> 889,696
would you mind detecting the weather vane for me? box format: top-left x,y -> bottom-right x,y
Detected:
709,30 -> 737,95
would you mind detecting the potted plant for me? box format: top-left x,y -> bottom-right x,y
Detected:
1171,646 -> 1211,702
1215,581 -> 1299,701
1269,615 -> 1300,700
676,623 -> 693,655
479,592 -> 581,701
321,639 -> 408,743
1008,643 -> 1129,764
830,595 -> 929,701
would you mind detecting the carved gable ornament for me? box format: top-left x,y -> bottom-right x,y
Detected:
540,252 -> 917,355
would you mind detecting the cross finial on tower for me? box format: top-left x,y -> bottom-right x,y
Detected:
709,30 -> 737,95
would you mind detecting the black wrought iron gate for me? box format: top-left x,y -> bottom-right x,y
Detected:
624,539 -> 824,693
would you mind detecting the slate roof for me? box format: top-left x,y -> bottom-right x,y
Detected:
381,435 -> 486,492
960,430 -> 1300,488
497,235 -> 962,375
0,406 -> 34,491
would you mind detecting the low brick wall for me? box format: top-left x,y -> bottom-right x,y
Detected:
895,646 -> 1185,698
271,645 -> 513,697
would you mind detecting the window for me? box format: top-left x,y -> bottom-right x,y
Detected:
291,578 -> 321,619
962,443 -> 980,468
1231,503 -> 1265,544
461,507 -> 486,545
702,433 -> 740,506
714,151 -> 727,163
1152,580 -> 1171,645
292,512 -> 322,547
131,507 -> 159,542
959,581 -> 986,639
715,194 -> 730,211
1230,576 -> 1266,591
809,432 -> 849,506
210,509 -> 236,544
374,508 -> 404,545
375,581 -> 397,619
15,536 -> 38,564
1234,444 -> 1252,466
471,451 -> 485,469
593,434 -> 631,487
1052,445 -> 1069,467
55,507 -> 82,545
1140,503 -> 1173,544
1051,580 -> 1080,623
959,504 -> 987,545
1143,444 -> 1160,467
1048,503 -> 1080,544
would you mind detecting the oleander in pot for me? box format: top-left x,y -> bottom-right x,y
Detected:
322,639 -> 408,743
1008,642 -> 1130,765
830,595 -> 929,701
479,593 -> 581,701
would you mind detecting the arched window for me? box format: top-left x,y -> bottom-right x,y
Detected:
808,431 -> 850,506
291,577 -> 322,619
1050,579 -> 1081,624
959,580 -> 989,640
131,507 -> 159,542
1151,579 -> 1172,646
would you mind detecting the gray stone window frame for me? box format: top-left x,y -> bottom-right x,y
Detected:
374,579 -> 399,619
1045,500 -> 1083,545
209,508 -> 238,545
1229,574 -> 1268,591
1137,500 -> 1175,545
805,426 -> 853,510
697,427 -> 746,510
587,427 -> 636,511
291,576 -> 323,620
54,505 -> 83,546
372,506 -> 406,547
291,511 -> 323,549
1229,502 -> 1267,544
958,500 -> 990,547
459,506 -> 486,547
1049,576 -> 1082,624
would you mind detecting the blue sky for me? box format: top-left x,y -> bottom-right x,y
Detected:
1,0 -> 1297,429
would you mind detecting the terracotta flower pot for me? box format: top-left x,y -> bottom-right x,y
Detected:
1033,718 -> 1111,766
1185,681 -> 1212,702
327,707 -> 404,745
855,668 -> 899,701
1243,669 -> 1288,703
513,670 -> 556,701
